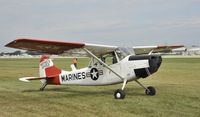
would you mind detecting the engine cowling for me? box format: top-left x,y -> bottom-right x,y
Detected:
129,55 -> 162,78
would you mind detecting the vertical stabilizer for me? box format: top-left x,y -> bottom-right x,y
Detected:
39,55 -> 61,84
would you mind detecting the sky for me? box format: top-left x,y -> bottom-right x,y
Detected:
0,0 -> 200,52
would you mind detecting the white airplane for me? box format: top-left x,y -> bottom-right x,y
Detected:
5,38 -> 184,99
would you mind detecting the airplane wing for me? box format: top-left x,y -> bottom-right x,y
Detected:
133,45 -> 184,55
5,38 -> 184,56
5,38 -> 117,56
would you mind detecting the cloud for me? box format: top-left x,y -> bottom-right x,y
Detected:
140,18 -> 200,31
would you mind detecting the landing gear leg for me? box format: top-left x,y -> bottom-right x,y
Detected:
40,82 -> 47,91
135,80 -> 156,96
114,79 -> 127,99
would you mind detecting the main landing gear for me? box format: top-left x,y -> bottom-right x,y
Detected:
114,79 -> 127,99
114,79 -> 156,99
145,86 -> 156,95
135,80 -> 156,96
114,89 -> 125,99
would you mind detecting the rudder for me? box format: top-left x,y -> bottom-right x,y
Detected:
39,55 -> 61,84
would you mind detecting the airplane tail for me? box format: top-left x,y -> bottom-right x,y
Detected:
39,55 -> 61,84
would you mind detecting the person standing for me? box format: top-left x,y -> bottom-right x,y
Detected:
72,57 -> 78,68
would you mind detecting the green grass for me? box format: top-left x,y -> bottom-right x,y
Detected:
0,58 -> 200,117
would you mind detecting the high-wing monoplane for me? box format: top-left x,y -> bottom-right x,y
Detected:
5,38 -> 184,99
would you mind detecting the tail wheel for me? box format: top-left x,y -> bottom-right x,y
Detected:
145,86 -> 156,96
114,89 -> 125,99
40,88 -> 44,91
39,83 -> 47,91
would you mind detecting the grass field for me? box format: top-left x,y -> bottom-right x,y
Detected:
0,57 -> 200,117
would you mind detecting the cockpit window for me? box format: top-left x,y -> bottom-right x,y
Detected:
88,47 -> 135,67
117,47 -> 135,60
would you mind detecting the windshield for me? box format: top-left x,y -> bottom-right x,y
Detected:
117,47 -> 135,60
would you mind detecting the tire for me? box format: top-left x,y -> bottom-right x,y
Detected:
114,89 -> 125,99
145,86 -> 156,96
40,88 -> 44,91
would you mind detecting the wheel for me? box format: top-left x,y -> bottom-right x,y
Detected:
145,86 -> 156,96
40,88 -> 44,91
114,89 -> 125,99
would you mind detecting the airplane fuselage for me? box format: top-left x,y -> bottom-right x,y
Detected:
49,55 -> 162,86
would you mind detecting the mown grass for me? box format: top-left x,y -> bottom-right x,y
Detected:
0,57 -> 200,117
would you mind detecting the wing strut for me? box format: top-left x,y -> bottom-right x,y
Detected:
83,48 -> 124,81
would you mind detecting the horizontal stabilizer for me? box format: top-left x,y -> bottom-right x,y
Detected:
19,77 -> 51,82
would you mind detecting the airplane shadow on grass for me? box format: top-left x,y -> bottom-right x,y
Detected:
21,86 -> 147,98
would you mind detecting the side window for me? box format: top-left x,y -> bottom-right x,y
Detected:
100,55 -> 112,65
103,52 -> 118,65
112,55 -> 117,64
89,52 -> 120,67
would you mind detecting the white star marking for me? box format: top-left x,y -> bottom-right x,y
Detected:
91,69 -> 98,78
